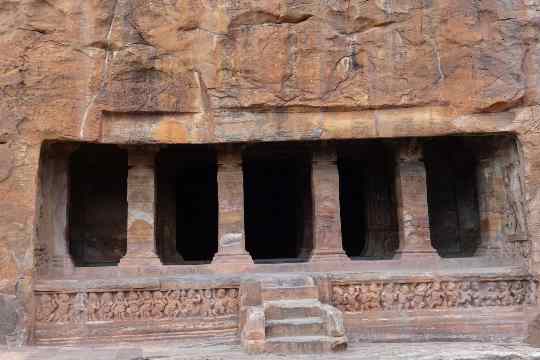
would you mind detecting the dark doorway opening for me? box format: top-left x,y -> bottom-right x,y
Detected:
69,144 -> 127,266
424,137 -> 480,258
243,145 -> 312,262
338,142 -> 398,259
156,146 -> 218,264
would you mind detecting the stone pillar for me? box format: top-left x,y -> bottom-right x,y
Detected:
309,143 -> 349,262
212,145 -> 254,266
44,144 -> 78,275
475,146 -> 505,257
119,147 -> 161,268
394,140 -> 439,260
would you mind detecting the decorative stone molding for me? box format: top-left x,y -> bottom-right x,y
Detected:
35,288 -> 240,325
332,278 -> 536,313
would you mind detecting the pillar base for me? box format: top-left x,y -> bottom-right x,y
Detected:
212,251 -> 254,265
50,255 -> 75,276
309,250 -> 350,263
119,254 -> 162,268
475,245 -> 503,257
394,249 -> 440,261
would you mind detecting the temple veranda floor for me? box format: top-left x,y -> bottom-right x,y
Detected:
2,340 -> 540,360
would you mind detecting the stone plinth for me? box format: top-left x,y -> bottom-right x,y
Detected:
309,144 -> 349,263
393,140 -> 438,261
119,147 -> 161,268
212,146 -> 254,267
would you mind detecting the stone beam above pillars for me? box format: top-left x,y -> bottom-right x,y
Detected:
309,143 -> 350,263
212,145 -> 254,268
394,140 -> 439,261
120,146 -> 162,269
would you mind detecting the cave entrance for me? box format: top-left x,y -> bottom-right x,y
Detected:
68,144 -> 128,266
243,144 -> 312,262
338,142 -> 398,259
156,146 -> 218,264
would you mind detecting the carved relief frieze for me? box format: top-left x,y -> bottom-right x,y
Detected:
332,279 -> 536,313
36,288 -> 239,324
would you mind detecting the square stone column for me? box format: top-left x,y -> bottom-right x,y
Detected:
212,145 -> 254,266
475,146 -> 505,257
309,143 -> 349,263
119,147 -> 161,268
394,140 -> 439,260
43,144 -> 79,276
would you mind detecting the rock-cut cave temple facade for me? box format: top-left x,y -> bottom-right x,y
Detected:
3,0 -> 540,353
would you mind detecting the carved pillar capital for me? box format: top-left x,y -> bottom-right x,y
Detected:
217,144 -> 243,168
396,139 -> 423,163
312,142 -> 338,164
127,146 -> 160,168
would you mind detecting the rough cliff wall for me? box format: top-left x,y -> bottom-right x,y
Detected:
2,0 -> 540,344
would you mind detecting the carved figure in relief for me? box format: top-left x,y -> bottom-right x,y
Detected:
511,281 -> 526,305
164,290 -> 180,318
139,291 -> 153,319
365,283 -> 381,311
151,291 -> 166,319
187,289 -> 202,316
112,292 -> 128,321
344,286 -> 358,312
127,291 -> 141,320
397,284 -> 413,310
87,293 -> 100,321
213,289 -> 228,316
497,282 -> 513,306
201,289 -> 215,316
457,282 -> 474,307
412,283 -> 428,309
53,293 -> 72,323
471,282 -> 481,306
177,290 -> 190,317
99,292 -> 114,321
37,294 -> 57,323
359,285 -> 371,312
527,281 -> 537,305
228,288 -> 239,313
427,282 -> 445,309
482,282 -> 499,306
381,283 -> 396,310
72,293 -> 87,323
332,286 -> 346,310
444,282 -> 459,307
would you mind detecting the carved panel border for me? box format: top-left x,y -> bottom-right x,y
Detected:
35,288 -> 239,325
332,278 -> 537,313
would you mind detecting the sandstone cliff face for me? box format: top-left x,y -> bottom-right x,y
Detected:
2,0 -> 540,344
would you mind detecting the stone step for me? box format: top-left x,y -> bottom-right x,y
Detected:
261,286 -> 319,301
264,299 -> 322,320
260,275 -> 315,289
264,336 -> 347,353
266,317 -> 324,337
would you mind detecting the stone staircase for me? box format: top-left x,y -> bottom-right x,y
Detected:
240,275 -> 347,353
